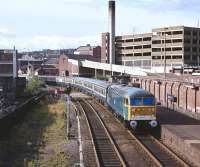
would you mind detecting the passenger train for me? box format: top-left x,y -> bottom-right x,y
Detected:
40,76 -> 158,129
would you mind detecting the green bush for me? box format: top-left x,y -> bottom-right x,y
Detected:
26,76 -> 45,95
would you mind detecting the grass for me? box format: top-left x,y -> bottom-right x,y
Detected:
0,96 -> 69,167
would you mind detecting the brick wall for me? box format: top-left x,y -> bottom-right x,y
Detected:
135,77 -> 200,114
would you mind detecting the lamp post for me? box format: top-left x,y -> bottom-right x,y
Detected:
163,27 -> 168,78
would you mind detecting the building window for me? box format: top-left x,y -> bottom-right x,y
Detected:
184,30 -> 191,36
166,40 -> 171,43
193,31 -> 197,36
173,31 -> 183,35
152,40 -> 161,44
143,37 -> 151,41
192,55 -> 197,60
143,52 -> 151,56
134,38 -> 142,42
126,46 -> 133,49
184,47 -> 190,52
165,48 -> 171,51
172,55 -> 182,59
193,47 -> 197,52
184,55 -> 190,59
172,47 -> 182,51
184,39 -> 191,43
134,53 -> 142,56
152,48 -> 161,52
143,45 -> 151,49
126,39 -> 133,42
152,56 -> 161,59
173,39 -> 182,43
134,45 -> 142,49
193,39 -> 197,44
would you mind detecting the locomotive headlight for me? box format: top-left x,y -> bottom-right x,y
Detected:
149,120 -> 158,127
130,121 -> 137,128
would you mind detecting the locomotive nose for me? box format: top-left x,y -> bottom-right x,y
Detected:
130,121 -> 137,128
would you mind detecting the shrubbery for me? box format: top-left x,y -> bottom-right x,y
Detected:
26,76 -> 45,95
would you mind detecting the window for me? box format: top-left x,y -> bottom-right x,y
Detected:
126,39 -> 133,42
173,31 -> 183,35
143,37 -> 151,41
143,52 -> 151,56
143,45 -> 151,49
152,40 -> 161,44
143,98 -> 155,105
131,98 -> 142,106
134,53 -> 142,56
193,47 -> 197,52
134,38 -> 142,42
173,39 -> 182,43
124,98 -> 129,105
184,47 -> 190,52
131,97 -> 155,106
172,47 -> 182,51
134,45 -> 142,49
152,48 -> 161,52
193,39 -> 197,44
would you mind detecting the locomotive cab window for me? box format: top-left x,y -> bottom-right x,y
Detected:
143,97 -> 155,105
131,98 -> 142,106
124,98 -> 129,105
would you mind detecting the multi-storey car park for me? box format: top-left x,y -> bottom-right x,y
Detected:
101,26 -> 200,69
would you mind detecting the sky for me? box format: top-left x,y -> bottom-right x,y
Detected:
0,0 -> 200,51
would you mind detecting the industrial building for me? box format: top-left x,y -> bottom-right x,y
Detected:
74,44 -> 101,61
101,26 -> 200,69
0,49 -> 17,78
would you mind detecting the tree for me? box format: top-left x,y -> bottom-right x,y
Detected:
26,76 -> 45,95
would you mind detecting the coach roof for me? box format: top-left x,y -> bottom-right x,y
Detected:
109,84 -> 154,98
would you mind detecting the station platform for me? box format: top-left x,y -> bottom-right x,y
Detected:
157,107 -> 200,167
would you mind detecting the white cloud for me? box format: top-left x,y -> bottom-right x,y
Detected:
0,34 -> 100,51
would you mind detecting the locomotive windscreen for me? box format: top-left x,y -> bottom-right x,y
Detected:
131,97 -> 155,106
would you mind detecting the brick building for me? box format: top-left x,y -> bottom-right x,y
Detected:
74,44 -> 101,61
101,26 -> 200,69
58,54 -> 99,76
38,58 -> 59,76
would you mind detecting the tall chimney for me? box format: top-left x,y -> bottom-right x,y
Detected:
13,46 -> 17,78
108,0 -> 115,73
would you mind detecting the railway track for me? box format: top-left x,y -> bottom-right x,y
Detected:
89,99 -> 191,167
78,100 -> 126,167
135,134 -> 190,167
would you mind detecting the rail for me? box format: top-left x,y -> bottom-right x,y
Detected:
79,100 -> 126,167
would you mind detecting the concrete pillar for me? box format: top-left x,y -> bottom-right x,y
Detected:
103,70 -> 106,77
95,69 -> 97,78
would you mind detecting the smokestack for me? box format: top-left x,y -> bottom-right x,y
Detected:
108,0 -> 115,73
13,46 -> 17,78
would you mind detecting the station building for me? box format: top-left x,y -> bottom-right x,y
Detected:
101,26 -> 200,69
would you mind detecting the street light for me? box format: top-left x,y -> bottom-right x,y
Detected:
163,27 -> 168,78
